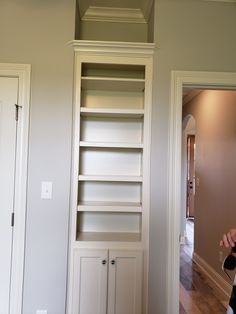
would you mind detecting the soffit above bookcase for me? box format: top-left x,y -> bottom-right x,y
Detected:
77,0 -> 154,23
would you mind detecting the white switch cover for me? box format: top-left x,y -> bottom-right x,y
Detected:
36,311 -> 47,314
41,181 -> 53,199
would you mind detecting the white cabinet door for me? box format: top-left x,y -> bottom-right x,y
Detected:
107,250 -> 142,314
71,249 -> 143,314
72,249 -> 108,314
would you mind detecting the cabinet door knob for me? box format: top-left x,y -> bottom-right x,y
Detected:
111,260 -> 115,265
102,260 -> 107,265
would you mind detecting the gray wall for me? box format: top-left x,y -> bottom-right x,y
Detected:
150,0 -> 236,313
1,0 -> 236,313
183,90 -> 236,278
0,0 -> 75,313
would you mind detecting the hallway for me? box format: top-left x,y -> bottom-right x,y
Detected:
179,220 -> 228,313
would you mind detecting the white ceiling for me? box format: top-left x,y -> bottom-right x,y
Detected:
78,0 -> 153,23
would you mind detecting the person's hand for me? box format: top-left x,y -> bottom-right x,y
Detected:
220,229 -> 236,248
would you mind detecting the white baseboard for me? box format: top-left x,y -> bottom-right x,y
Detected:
180,235 -> 186,245
193,252 -> 232,299
180,231 -> 187,245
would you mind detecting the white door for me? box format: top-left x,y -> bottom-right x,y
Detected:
107,250 -> 142,314
0,77 -> 18,313
72,249 -> 108,314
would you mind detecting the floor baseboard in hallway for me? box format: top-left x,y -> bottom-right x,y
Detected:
179,219 -> 228,314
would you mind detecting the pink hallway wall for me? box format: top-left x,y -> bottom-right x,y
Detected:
183,90 -> 236,279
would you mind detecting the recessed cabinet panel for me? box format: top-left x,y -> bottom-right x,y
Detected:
108,250 -> 142,314
81,90 -> 144,109
78,182 -> 142,203
82,63 -> 145,79
81,78 -> 144,92
72,249 -> 108,314
76,232 -> 141,242
80,117 -> 143,144
79,148 -> 142,176
77,212 -> 141,233
71,249 -> 142,314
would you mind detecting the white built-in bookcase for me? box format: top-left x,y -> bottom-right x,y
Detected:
67,41 -> 154,314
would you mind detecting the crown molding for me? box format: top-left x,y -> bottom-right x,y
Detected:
81,6 -> 147,24
69,40 -> 156,56
203,0 -> 236,2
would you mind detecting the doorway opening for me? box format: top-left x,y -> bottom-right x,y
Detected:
181,114 -> 196,245
186,134 -> 195,220
168,71 -> 236,314
181,114 -> 196,251
178,88 -> 236,312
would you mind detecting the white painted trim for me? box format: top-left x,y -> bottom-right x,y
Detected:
193,252 -> 231,298
70,40 -> 156,56
0,63 -> 31,314
67,43 -> 154,314
168,71 -> 236,314
82,6 -> 146,24
179,234 -> 186,245
203,0 -> 236,2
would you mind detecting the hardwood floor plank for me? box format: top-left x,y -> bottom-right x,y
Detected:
179,301 -> 187,314
180,283 -> 202,314
179,220 -> 229,313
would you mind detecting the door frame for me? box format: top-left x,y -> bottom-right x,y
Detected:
167,70 -> 236,314
0,63 -> 31,313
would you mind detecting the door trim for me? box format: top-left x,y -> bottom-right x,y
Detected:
0,63 -> 31,314
167,71 -> 236,314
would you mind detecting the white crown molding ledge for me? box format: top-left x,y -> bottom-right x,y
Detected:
69,40 -> 156,57
203,0 -> 236,2
82,6 -> 147,24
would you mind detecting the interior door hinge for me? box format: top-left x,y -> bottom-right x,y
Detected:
11,212 -> 15,227
15,104 -> 22,121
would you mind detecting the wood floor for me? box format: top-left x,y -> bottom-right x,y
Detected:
179,219 -> 229,314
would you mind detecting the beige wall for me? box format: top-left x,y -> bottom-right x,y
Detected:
0,0 -> 75,312
76,1 -> 151,43
147,1 -> 155,43
150,0 -> 236,313
78,20 -> 149,42
183,90 -> 236,275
